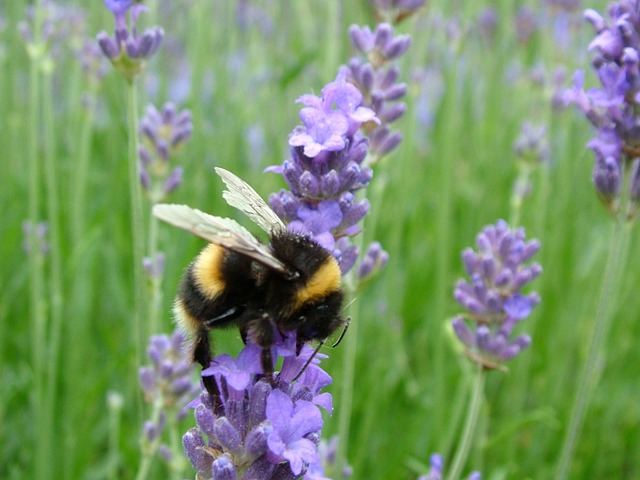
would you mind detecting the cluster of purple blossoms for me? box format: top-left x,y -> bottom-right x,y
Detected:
513,122 -> 550,165
97,0 -> 163,82
511,122 -> 550,203
345,23 -> 411,161
139,330 -> 200,463
267,76 -> 380,273
563,1 -> 640,217
182,332 -> 334,479
417,453 -> 481,480
138,102 -> 193,203
452,220 -> 542,370
18,2 -> 59,51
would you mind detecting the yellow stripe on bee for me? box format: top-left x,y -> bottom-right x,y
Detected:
193,244 -> 227,300
173,297 -> 200,333
293,257 -> 342,310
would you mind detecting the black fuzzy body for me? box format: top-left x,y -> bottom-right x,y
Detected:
176,231 -> 344,396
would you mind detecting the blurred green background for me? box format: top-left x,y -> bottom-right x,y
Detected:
2,0 -> 638,479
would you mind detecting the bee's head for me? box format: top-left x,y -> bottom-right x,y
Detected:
294,291 -> 345,343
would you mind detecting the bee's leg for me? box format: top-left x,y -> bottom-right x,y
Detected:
192,328 -> 221,408
260,347 -> 274,384
246,312 -> 276,384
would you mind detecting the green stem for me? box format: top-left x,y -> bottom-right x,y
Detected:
432,59 -> 457,442
335,266 -> 360,478
508,163 -> 532,228
126,79 -> 147,375
135,397 -> 163,480
27,12 -> 48,479
167,412 -> 185,480
71,87 -> 99,242
147,212 -> 162,336
554,213 -> 630,480
107,392 -> 124,480
446,367 -> 486,480
42,65 -> 64,480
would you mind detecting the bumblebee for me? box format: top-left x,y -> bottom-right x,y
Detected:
153,168 -> 345,397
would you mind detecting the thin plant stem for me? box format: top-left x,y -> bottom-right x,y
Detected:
335,258 -> 361,478
26,7 -> 48,477
167,412 -> 186,480
107,392 -> 124,480
554,212 -> 630,480
71,87 -> 99,241
432,58 -> 458,442
42,64 -> 64,480
508,163 -> 533,228
126,79 -> 147,374
147,212 -> 162,336
135,397 -> 163,480
125,79 -> 148,435
445,366 -> 486,480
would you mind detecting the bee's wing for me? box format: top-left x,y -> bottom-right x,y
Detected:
215,167 -> 286,235
153,203 -> 292,274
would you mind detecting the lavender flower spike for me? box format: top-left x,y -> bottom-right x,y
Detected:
183,331 -> 334,479
345,23 -> 411,161
563,1 -> 640,219
97,0 -> 164,82
138,102 -> 193,203
138,330 -> 199,468
452,220 -> 542,369
268,74 -> 378,272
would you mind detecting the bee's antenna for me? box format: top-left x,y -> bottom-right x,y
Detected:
291,340 -> 325,383
290,316 -> 352,382
331,317 -> 351,348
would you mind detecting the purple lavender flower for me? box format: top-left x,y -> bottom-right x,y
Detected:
142,252 -> 165,280
563,2 -> 640,219
453,220 -> 542,369
268,76 -> 377,270
345,23 -> 411,161
18,1 -> 79,62
357,241 -> 389,281
97,0 -> 163,82
77,40 -> 109,85
139,329 -> 199,412
183,331 -> 334,479
139,330 -> 199,469
513,122 -> 549,165
417,453 -> 481,480
138,102 -> 193,203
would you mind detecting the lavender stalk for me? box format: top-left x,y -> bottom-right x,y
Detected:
447,221 -> 541,480
98,0 -> 164,375
557,3 -> 639,476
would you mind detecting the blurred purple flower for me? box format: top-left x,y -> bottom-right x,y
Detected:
97,0 -> 163,82
345,23 -> 411,160
453,220 -> 541,369
139,330 -> 199,467
138,102 -> 193,203
417,453 -> 481,480
563,1 -> 640,218
513,122 -> 549,165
